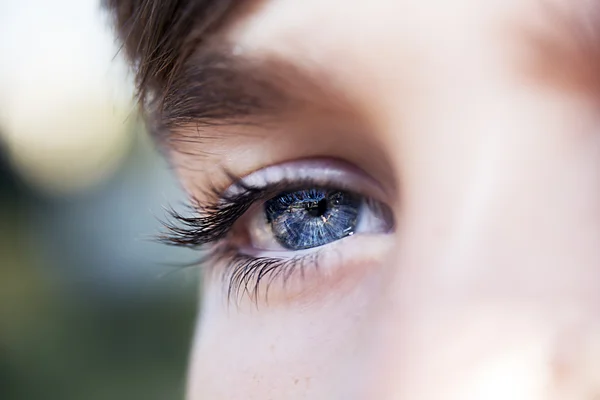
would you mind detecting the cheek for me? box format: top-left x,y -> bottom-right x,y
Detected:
186,265 -> 385,400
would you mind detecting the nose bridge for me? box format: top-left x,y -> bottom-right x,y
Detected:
358,85 -> 600,398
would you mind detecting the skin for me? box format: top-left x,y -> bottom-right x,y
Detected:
167,0 -> 600,398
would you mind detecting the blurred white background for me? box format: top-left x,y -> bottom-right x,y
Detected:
0,2 -> 199,400
0,0 -> 134,194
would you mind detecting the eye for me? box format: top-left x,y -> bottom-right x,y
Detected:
161,158 -> 395,303
232,160 -> 394,254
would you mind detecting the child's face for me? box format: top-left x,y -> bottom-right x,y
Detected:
165,0 -> 600,398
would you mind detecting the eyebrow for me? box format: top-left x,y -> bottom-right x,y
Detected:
153,0 -> 600,145
159,49 -> 288,131
153,45 -> 347,146
520,1 -> 600,99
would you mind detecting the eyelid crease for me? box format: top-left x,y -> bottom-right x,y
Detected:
222,158 -> 391,202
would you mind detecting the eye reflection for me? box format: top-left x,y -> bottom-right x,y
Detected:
265,188 -> 361,250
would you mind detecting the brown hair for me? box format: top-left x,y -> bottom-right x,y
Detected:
104,0 -> 237,109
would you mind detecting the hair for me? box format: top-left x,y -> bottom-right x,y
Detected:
104,0 -> 237,110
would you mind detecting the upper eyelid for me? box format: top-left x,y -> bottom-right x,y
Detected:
221,158 -> 390,202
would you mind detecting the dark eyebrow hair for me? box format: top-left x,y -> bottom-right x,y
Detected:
153,44 -> 354,148
104,1 -> 349,150
159,49 -> 289,132
106,0 -> 600,151
158,51 -> 321,126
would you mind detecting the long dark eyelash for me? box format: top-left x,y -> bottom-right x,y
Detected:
159,183 -> 261,247
159,175 -> 341,248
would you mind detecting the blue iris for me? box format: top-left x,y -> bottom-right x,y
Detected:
265,188 -> 361,250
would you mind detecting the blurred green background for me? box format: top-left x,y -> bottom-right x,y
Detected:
1,1 -> 199,399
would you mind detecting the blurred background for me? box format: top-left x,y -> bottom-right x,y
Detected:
0,1 -> 199,399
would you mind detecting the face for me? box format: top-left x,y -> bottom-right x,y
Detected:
158,0 -> 600,398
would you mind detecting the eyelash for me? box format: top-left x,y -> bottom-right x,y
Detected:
221,250 -> 322,304
159,176 -> 335,303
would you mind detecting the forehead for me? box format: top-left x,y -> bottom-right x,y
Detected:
226,0 -> 532,69
220,0 -> 599,110
228,0 -> 582,50
231,0 -> 526,52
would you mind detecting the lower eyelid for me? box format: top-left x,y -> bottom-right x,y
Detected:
216,234 -> 394,308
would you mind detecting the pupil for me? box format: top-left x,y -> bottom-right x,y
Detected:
306,198 -> 328,217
